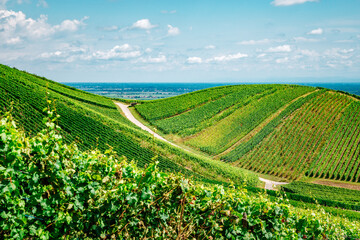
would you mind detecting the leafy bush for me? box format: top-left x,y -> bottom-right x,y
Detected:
1,111 -> 359,239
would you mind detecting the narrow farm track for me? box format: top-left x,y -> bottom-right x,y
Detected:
115,102 -> 178,147
259,178 -> 288,190
116,102 -> 287,190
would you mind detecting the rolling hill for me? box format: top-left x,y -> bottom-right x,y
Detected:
0,64 -> 259,187
2,63 -> 359,185
2,112 -> 359,239
135,83 -> 360,182
1,63 -> 360,238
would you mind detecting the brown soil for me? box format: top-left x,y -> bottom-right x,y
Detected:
311,179 -> 360,191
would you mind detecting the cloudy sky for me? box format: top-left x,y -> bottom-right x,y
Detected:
0,0 -> 359,82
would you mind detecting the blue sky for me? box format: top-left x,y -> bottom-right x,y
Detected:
0,0 -> 359,82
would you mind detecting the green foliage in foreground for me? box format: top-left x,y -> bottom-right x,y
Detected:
1,112 -> 360,239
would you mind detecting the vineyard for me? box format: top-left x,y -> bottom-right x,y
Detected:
1,113 -> 359,239
281,181 -> 360,210
234,91 -> 357,180
136,84 -> 360,182
1,63 -> 360,233
183,86 -> 314,154
0,64 -> 258,188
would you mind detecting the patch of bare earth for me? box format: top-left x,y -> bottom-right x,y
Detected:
311,179 -> 360,191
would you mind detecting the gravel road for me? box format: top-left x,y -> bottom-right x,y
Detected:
115,102 -> 177,147
116,102 -> 288,190
259,177 -> 288,190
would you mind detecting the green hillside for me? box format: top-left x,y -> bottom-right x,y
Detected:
135,84 -> 360,182
2,63 -> 360,236
0,64 -> 258,187
2,111 -> 359,239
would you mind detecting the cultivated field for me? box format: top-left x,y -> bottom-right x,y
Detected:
136,85 -> 360,182
0,64 -> 258,187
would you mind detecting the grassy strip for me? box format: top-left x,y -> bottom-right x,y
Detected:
247,187 -> 360,220
223,89 -> 325,161
281,181 -> 360,210
153,85 -> 275,134
135,85 -> 256,121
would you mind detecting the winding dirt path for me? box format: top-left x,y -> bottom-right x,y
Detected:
115,102 -> 178,147
259,178 -> 288,190
115,102 -> 287,190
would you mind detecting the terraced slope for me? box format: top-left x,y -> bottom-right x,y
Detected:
0,64 -> 258,187
135,85 -> 360,182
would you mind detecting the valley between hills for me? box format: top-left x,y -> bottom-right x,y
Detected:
116,101 -> 290,191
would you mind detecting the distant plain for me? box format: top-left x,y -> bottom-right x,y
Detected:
65,82 -> 360,100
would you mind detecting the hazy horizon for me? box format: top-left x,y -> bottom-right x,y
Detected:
64,81 -> 360,100
60,78 -> 360,84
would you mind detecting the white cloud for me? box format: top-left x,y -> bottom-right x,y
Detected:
293,37 -> 322,42
101,25 -> 118,31
206,53 -> 248,62
238,39 -> 271,45
149,55 -> 167,63
131,19 -> 156,30
327,48 -> 354,55
37,0 -> 48,8
275,57 -> 289,63
271,0 -> 319,6
92,44 -> 141,60
205,45 -> 215,49
326,62 -> 337,68
54,17 -> 87,32
340,49 -> 355,54
167,24 -> 180,36
141,55 -> 167,63
267,45 -> 292,53
6,36 -> 21,44
299,49 -> 319,57
307,28 -> 323,35
40,50 -> 62,58
257,53 -> 266,58
335,39 -> 354,43
324,48 -> 355,60
0,10 -> 87,44
326,59 -> 353,69
187,57 -> 202,64
37,45 -> 89,63
113,44 -> 132,51
161,10 -> 176,14
0,0 -> 47,9
0,0 -> 8,9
